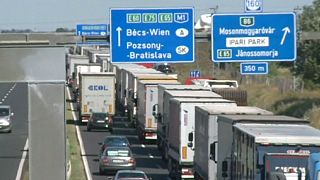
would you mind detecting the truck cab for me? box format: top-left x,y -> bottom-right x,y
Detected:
309,153 -> 320,180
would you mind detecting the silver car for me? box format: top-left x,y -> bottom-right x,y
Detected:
0,105 -> 14,133
99,146 -> 136,175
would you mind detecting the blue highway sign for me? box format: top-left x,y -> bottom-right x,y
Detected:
240,62 -> 268,74
110,8 -> 194,63
76,24 -> 109,36
190,70 -> 201,78
212,12 -> 296,62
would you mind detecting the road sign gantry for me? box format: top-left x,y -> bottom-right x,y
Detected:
110,8 -> 195,63
212,12 -> 296,62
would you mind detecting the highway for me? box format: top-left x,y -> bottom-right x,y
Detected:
69,93 -> 170,180
0,83 -> 28,180
78,117 -> 170,180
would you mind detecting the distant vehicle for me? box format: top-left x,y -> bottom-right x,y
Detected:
113,170 -> 150,180
0,105 -> 14,133
79,72 -> 116,123
99,136 -> 130,156
99,146 -> 136,175
87,112 -> 111,131
153,63 -> 174,74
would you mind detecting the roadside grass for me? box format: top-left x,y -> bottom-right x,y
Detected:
66,99 -> 86,180
242,82 -> 320,128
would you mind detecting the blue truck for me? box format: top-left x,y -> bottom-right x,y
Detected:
308,153 -> 320,180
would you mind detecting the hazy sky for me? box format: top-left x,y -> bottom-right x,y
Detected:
0,0 -> 315,31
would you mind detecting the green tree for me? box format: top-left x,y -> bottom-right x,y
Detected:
296,1 -> 320,88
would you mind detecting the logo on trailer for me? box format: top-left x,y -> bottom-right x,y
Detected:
88,85 -> 109,91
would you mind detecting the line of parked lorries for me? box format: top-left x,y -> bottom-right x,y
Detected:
66,45 -> 320,180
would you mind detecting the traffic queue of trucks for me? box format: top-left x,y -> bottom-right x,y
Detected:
66,45 -> 320,180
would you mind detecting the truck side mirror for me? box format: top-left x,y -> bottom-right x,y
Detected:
152,104 -> 158,116
188,132 -> 193,141
210,142 -> 217,163
187,132 -> 194,148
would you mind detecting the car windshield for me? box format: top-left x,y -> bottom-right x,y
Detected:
93,113 -> 107,120
118,172 -> 146,178
104,137 -> 129,147
0,108 -> 9,116
105,149 -> 130,157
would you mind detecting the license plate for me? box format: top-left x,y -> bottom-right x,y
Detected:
97,120 -> 105,123
113,159 -> 124,163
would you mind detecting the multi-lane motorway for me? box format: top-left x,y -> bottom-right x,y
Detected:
0,83 -> 28,180
67,88 -> 169,180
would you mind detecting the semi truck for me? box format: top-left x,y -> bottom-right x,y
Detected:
216,115 -> 313,180
78,72 -> 116,123
154,87 -> 219,160
73,63 -> 101,89
66,54 -> 89,87
136,80 -> 180,142
166,97 -> 237,179
127,73 -> 177,124
191,79 -> 247,106
193,106 -> 273,180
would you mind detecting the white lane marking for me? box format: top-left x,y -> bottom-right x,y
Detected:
15,139 -> 28,180
4,96 -> 7,98
0,102 -> 2,104
2,99 -> 5,101
67,87 -> 92,180
141,144 -> 146,148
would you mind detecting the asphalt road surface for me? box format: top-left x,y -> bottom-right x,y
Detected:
78,116 -> 170,180
0,83 -> 28,180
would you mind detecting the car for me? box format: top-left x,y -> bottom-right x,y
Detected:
99,146 -> 136,175
0,105 -> 14,133
99,136 -> 130,156
113,170 -> 151,180
87,112 -> 112,131
153,63 -> 174,74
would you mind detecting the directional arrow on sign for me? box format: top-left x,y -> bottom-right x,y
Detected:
116,27 -> 122,47
281,27 -> 290,45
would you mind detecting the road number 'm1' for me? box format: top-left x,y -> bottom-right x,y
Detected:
217,49 -> 232,59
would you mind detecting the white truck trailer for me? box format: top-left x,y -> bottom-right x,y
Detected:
74,63 -> 102,89
193,106 -> 273,180
127,73 -> 177,124
167,97 -> 237,179
216,115 -> 311,180
136,80 -> 180,142
232,123 -> 320,180
66,54 -> 89,86
154,87 -> 218,160
78,72 -> 116,123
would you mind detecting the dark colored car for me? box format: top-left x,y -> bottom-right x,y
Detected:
87,112 -> 112,131
99,136 -> 130,156
99,146 -> 136,175
153,63 -> 174,74
113,170 -> 151,180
